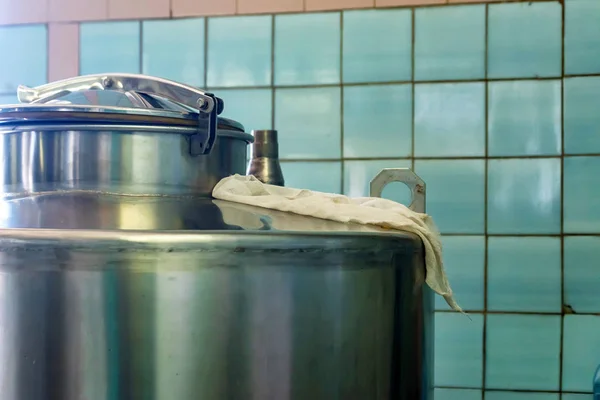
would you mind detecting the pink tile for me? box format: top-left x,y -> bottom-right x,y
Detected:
376,0 -> 445,6
448,0 -> 502,2
172,0 -> 236,17
306,0 -> 373,11
109,0 -> 169,19
48,23 -> 79,81
237,0 -> 303,14
0,0 -> 48,24
49,0 -> 108,22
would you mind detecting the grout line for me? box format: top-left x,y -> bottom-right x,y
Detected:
558,0 -> 566,394
275,154 -> 600,162
45,23 -> 50,84
270,14 -> 275,130
436,386 -> 593,394
435,309 -> 600,316
441,233 -> 600,237
482,4 -> 489,398
410,7 -> 416,172
74,22 -> 81,77
183,75 -> 572,92
339,11 -> 345,195
12,70 -> 600,99
564,72 -> 600,78
163,71 -> 600,97
0,1 -> 567,28
203,17 -> 208,88
138,21 -> 143,74
78,22 -> 83,76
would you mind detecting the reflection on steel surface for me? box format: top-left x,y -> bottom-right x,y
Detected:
0,223 -> 430,400
0,73 -> 433,400
247,130 -> 285,187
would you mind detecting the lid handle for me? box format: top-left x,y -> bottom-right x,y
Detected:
17,73 -> 224,156
370,168 -> 426,213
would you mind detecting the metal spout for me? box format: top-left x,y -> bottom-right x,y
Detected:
247,129 -> 285,186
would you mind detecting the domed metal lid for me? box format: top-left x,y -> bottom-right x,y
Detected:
0,74 -> 248,156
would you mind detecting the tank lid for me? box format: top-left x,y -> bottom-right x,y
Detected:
0,74 -> 246,156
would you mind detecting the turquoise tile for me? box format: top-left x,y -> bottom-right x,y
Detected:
488,80 -> 561,157
142,18 -> 205,87
274,13 -> 340,86
0,94 -> 18,104
343,159 -> 412,205
414,83 -> 485,157
207,16 -> 271,87
343,84 -> 412,158
434,236 -> 485,311
486,315 -> 561,390
434,388 -> 481,400
0,25 -> 47,92
487,2 -> 561,79
563,315 -> 600,392
564,236 -> 600,314
280,161 -> 341,193
562,395 -> 593,400
414,160 -> 485,234
342,9 -> 411,83
488,158 -> 561,234
565,0 -> 600,75
81,21 -> 140,75
415,5 -> 485,81
275,87 -> 340,159
485,393 -> 559,400
564,156 -> 600,233
213,89 -> 272,132
487,237 -> 561,313
564,77 -> 600,154
434,312 -> 483,388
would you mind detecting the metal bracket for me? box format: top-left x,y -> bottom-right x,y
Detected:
189,92 -> 218,156
369,168 -> 426,213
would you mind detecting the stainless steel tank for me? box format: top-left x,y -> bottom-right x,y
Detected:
0,74 -> 434,400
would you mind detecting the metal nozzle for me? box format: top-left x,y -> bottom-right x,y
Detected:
247,130 -> 285,186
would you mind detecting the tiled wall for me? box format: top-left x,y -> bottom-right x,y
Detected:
0,0 -> 540,25
1,0 -> 599,398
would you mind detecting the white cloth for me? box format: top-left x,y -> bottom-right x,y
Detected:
213,174 -> 461,312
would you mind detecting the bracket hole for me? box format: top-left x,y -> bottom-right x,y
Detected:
380,181 -> 412,206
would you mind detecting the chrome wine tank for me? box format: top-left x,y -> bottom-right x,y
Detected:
0,74 -> 433,400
